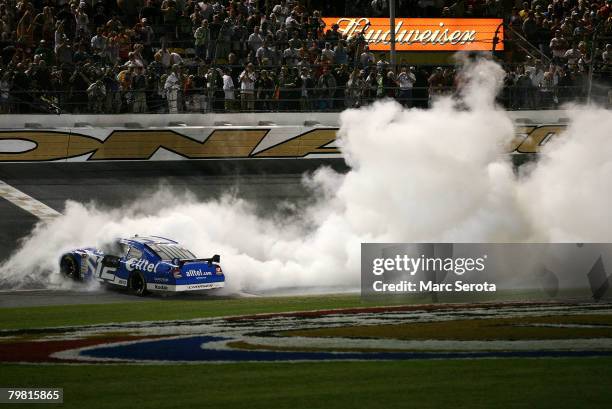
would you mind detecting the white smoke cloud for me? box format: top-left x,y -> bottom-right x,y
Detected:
518,106 -> 612,242
1,58 -> 611,293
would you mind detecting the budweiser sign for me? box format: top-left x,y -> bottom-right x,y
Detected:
322,17 -> 504,51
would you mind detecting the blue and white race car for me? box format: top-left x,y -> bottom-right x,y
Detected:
59,236 -> 225,295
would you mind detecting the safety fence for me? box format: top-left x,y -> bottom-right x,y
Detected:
2,84 -> 605,115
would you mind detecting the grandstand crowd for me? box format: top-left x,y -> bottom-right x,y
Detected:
0,0 -> 609,114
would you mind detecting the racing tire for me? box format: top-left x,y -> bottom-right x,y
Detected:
60,255 -> 81,281
129,271 -> 149,296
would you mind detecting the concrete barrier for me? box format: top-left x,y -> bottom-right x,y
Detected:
0,111 -> 571,163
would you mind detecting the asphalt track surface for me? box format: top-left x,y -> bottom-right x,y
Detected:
0,286 -> 357,308
0,159 -> 347,306
0,288 -> 264,308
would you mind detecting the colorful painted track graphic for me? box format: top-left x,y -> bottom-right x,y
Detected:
2,302 -> 612,364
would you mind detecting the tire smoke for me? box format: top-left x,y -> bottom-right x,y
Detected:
1,57 -> 611,293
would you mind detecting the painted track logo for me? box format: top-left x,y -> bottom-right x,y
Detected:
1,302 -> 612,364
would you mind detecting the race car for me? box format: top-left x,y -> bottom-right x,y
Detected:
59,236 -> 224,295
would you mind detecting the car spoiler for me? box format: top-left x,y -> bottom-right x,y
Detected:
175,255 -> 220,265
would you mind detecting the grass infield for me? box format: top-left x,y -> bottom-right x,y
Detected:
283,314 -> 612,341
1,359 -> 612,409
0,289 -> 593,330
1,295 -> 611,408
0,294 -> 371,330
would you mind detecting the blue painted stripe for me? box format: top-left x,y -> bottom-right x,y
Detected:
80,336 -> 612,362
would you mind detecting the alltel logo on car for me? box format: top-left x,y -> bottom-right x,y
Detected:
126,258 -> 160,273
185,270 -> 212,277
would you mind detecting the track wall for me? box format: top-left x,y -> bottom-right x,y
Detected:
0,111 -> 570,163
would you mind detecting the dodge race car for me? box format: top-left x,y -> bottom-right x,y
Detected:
59,236 -> 224,295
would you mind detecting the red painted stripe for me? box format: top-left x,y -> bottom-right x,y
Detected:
0,335 -> 161,363
226,301 -> 566,321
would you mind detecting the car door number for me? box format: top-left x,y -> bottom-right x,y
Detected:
87,256 -> 117,281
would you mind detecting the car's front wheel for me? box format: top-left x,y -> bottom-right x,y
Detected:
129,271 -> 149,296
60,255 -> 80,281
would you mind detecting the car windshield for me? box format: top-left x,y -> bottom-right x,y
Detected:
148,243 -> 196,261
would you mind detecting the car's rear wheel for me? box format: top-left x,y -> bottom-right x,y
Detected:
129,271 -> 149,296
60,255 -> 80,281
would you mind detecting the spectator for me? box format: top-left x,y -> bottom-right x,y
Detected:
283,39 -> 300,66
69,64 -> 90,113
192,64 -> 209,113
206,13 -> 222,60
413,68 -> 429,108
515,65 -> 533,108
277,65 -> 296,111
103,67 -> 121,114
384,70 -> 397,98
161,1 -> 178,43
132,66 -> 148,113
540,64 -> 559,107
359,45 -> 374,68
194,19 -> 211,60
256,69 -> 275,110
297,66 -> 315,110
231,16 -> 248,59
527,60 -> 546,107
317,65 -> 336,110
523,11 -> 539,44
345,68 -> 364,108
34,40 -> 54,66
75,4 -> 90,36
55,35 -> 73,65
397,66 -> 416,106
428,67 -> 445,104
164,65 -> 181,113
87,79 -> 106,113
36,7 -> 55,44
565,42 -> 582,67
155,44 -> 182,69
239,62 -> 257,111
0,0 -> 603,114
321,42 -> 335,63
557,65 -> 576,103
364,68 -> 378,104
222,67 -> 236,111
275,24 -> 289,54
91,27 -> 108,60
550,30 -> 568,61
11,63 -> 31,113
334,40 -> 348,65
256,41 -> 275,66
0,71 -> 10,113
248,26 -> 264,53
73,43 -> 90,64
136,19 -> 155,60
217,18 -> 232,61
